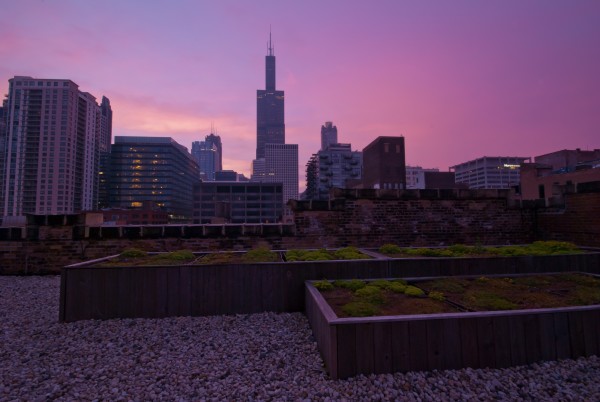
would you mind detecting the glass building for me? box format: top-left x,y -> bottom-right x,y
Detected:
108,136 -> 200,220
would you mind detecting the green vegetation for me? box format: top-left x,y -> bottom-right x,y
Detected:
285,247 -> 369,262
388,282 -> 407,293
377,241 -> 581,258
404,285 -> 425,297
428,291 -> 445,302
369,279 -> 394,290
334,279 -> 366,291
355,285 -> 384,304
342,301 -> 378,317
242,247 -> 279,263
120,248 -> 147,258
426,278 -> 465,294
313,280 -> 334,291
467,291 -> 518,311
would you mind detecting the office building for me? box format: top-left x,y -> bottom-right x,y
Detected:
321,121 -> 338,151
256,32 -> 285,160
520,149 -> 600,203
97,97 -> 113,208
0,76 -> 110,218
451,156 -> 530,189
193,181 -> 283,224
362,136 -> 406,189
192,133 -> 222,181
406,166 -> 439,189
264,144 -> 298,210
107,136 -> 200,220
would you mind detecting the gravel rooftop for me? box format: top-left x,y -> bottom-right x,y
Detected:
1,275 -> 599,401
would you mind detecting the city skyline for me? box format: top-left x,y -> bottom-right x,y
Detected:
1,1 -> 599,191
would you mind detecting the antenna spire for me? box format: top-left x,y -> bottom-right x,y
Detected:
268,25 -> 274,56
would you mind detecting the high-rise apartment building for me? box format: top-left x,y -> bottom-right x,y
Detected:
450,156 -> 530,189
191,133 -> 222,181
256,32 -> 285,159
305,123 -> 362,200
321,121 -> 338,151
362,136 -> 406,189
107,136 -> 200,220
97,97 -> 113,209
0,76 -> 110,218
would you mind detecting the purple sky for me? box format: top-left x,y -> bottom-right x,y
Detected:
1,1 -> 599,190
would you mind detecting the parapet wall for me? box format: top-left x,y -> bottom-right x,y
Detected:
2,188 -> 598,274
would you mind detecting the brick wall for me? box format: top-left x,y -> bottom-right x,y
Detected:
536,192 -> 600,247
2,188 -> 598,275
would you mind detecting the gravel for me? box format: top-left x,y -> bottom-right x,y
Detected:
1,276 -> 600,401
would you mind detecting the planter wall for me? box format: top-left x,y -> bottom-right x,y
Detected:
60,252 -> 600,322
305,281 -> 600,379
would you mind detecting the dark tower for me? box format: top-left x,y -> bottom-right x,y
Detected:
256,30 -> 285,159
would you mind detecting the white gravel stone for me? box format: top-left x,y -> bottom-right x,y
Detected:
1,275 -> 600,401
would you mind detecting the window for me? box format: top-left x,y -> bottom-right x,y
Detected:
384,143 -> 389,153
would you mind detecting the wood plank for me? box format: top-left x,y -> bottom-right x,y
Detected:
568,311 -> 586,359
336,324 -> 357,379
439,318 -> 462,370
524,314 -> 542,364
391,321 -> 411,373
103,269 -> 120,319
179,265 -> 191,316
476,316 -> 496,369
508,315 -> 527,367
582,309 -> 599,357
492,315 -> 512,368
538,313 -> 557,362
554,313 -> 571,359
372,322 -> 393,374
459,318 -> 479,369
58,269 -> 68,322
408,320 -> 429,372
426,319 -> 444,370
155,267 -> 168,318
355,323 -> 375,375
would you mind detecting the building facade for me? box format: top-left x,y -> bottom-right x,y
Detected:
193,181 -> 283,224
264,143 -> 299,210
0,76 -> 110,218
191,133 -> 222,181
362,136 -> 406,189
305,143 -> 362,200
450,156 -> 530,189
406,166 -> 439,189
107,136 -> 200,220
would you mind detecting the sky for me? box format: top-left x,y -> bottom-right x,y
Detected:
1,0 -> 599,191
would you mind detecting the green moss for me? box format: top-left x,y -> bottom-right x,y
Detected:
120,248 -> 147,258
468,291 -> 518,311
574,287 -> 600,305
426,279 -> 465,294
333,247 -> 370,260
388,282 -> 407,293
334,279 -> 366,292
242,247 -> 279,263
378,244 -> 403,255
369,279 -> 393,290
355,285 -> 384,304
404,285 -> 425,297
285,249 -> 333,261
198,252 -> 235,265
342,301 -> 378,317
313,280 -> 334,291
156,250 -> 195,261
428,291 -> 445,302
392,278 -> 408,285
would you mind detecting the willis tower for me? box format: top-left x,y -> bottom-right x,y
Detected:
256,31 -> 285,159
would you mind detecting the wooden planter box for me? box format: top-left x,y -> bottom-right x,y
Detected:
305,277 -> 600,379
60,251 -> 600,322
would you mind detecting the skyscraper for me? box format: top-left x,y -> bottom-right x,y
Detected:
264,143 -> 298,209
256,31 -> 285,159
0,76 -> 110,218
191,132 -> 222,181
321,121 -> 338,151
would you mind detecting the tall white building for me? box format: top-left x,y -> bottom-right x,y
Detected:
0,76 -> 110,218
450,156 -> 530,189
